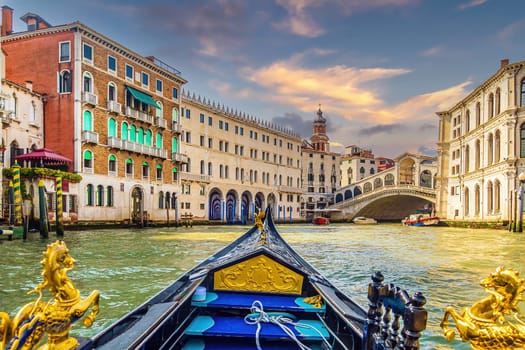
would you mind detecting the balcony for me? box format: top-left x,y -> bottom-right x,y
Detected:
138,110 -> 153,124
172,152 -> 189,163
108,136 -> 122,149
82,130 -> 99,144
125,106 -> 139,119
82,92 -> 98,105
107,136 -> 168,158
180,171 -> 210,183
107,100 -> 122,114
1,112 -> 11,124
171,122 -> 182,134
278,185 -> 303,194
155,117 -> 167,129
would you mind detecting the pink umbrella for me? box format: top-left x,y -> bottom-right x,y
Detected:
15,148 -> 72,165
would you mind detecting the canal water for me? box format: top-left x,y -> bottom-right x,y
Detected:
1,223 -> 524,349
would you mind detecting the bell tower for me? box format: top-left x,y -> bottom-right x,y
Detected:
310,105 -> 329,152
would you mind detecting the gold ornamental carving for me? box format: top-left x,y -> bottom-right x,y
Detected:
214,254 -> 303,294
441,266 -> 525,349
0,240 -> 100,350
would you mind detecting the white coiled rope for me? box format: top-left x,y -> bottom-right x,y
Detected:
243,300 -> 332,350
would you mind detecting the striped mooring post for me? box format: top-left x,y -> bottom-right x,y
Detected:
55,176 -> 64,236
11,162 -> 22,225
38,179 -> 49,238
8,180 -> 14,225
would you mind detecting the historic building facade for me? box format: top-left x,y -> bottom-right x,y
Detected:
179,91 -> 303,222
339,145 -> 377,187
436,58 -> 525,222
1,8 -> 187,223
300,108 -> 341,220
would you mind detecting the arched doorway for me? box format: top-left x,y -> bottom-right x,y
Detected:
419,170 -> 432,188
131,186 -> 144,224
225,190 -> 238,223
241,191 -> 252,223
208,188 -> 223,220
399,158 -> 416,184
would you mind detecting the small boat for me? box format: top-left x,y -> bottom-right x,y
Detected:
78,207 -> 427,349
312,216 -> 330,225
403,211 -> 440,226
352,217 -> 377,225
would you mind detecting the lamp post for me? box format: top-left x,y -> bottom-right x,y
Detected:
518,172 -> 525,232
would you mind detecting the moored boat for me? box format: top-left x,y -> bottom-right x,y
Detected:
312,216 -> 330,225
82,207 -> 427,349
352,217 -> 378,225
403,212 -> 440,226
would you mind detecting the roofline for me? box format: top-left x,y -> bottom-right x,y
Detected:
1,21 -> 188,85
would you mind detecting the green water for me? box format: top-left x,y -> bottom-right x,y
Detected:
1,223 -> 524,350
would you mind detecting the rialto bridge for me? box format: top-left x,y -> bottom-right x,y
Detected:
329,153 -> 438,221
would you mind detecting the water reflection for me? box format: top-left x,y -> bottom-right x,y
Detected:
1,223 -> 524,350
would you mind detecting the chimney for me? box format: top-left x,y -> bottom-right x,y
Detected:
25,81 -> 33,91
500,59 -> 509,68
1,6 -> 14,36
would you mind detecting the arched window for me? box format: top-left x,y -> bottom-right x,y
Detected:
129,125 -> 137,142
121,122 -> 129,141
108,154 -> 117,175
487,181 -> 493,214
172,167 -> 178,182
494,180 -> 501,213
172,108 -> 178,122
108,82 -> 116,101
495,88 -> 501,115
138,127 -> 145,144
83,110 -> 92,131
487,133 -> 493,165
159,191 -> 164,209
59,70 -> 72,93
172,137 -> 178,153
142,161 -> 149,179
156,101 -> 163,119
83,72 -> 93,93
126,158 -> 133,177
146,129 -> 152,146
86,184 -> 94,206
156,132 -> 163,149
200,160 -> 205,175
475,184 -> 480,215
165,192 -> 171,209
494,130 -> 501,163
464,145 -> 470,173
465,110 -> 470,133
385,174 -> 394,186
488,93 -> 494,119
220,164 -> 224,178
476,102 -> 481,127
107,186 -> 114,207
363,182 -> 372,193
464,187 -> 470,217
83,150 -> 93,170
156,164 -> 163,180
374,177 -> 383,189
108,118 -> 117,137
475,139 -> 480,170
96,185 -> 104,206
521,124 -> 525,158
521,79 -> 525,107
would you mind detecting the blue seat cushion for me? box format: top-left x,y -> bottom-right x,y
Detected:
184,315 -> 329,341
192,292 -> 325,313
182,337 -> 323,350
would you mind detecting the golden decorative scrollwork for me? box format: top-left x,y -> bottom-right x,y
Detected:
440,266 -> 525,349
0,240 -> 100,350
255,208 -> 265,233
214,254 -> 303,294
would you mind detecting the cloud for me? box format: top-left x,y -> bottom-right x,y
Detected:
359,124 -> 404,136
273,0 -> 325,37
497,19 -> 525,43
419,123 -> 437,132
417,145 -> 437,156
421,46 -> 443,57
271,112 -> 313,138
458,0 -> 488,10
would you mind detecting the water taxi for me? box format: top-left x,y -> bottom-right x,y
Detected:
312,216 -> 330,225
403,211 -> 440,226
352,217 -> 378,225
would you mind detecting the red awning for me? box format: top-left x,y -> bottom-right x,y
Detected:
15,148 -> 72,165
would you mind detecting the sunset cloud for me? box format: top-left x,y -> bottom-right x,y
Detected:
458,0 -> 488,10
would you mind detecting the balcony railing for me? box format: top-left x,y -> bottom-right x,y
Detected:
1,112 -> 11,124
137,111 -> 153,124
125,107 -> 138,119
171,152 -> 189,163
107,100 -> 122,114
82,130 -> 99,144
82,92 -> 98,105
108,136 -> 122,148
180,171 -> 210,183
155,117 -> 167,129
107,136 -> 168,158
171,122 -> 182,134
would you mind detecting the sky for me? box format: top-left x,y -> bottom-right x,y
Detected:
5,0 -> 525,158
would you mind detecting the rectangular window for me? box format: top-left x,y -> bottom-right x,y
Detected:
200,113 -> 204,123
108,56 -> 116,73
235,126 -> 239,134
225,122 -> 229,131
156,79 -> 163,93
83,43 -> 93,63
219,120 -> 223,129
240,127 -> 244,136
142,72 -> 149,87
208,138 -> 213,148
208,116 -> 213,126
172,87 -> 178,99
126,64 -> 134,80
59,41 -> 70,62
200,135 -> 205,146
186,109 -> 190,118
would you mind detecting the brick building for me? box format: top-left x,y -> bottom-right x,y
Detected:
1,7 -> 187,223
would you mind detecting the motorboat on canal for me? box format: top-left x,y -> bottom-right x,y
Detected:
75,206 -> 427,350
352,217 -> 378,225
402,211 -> 440,227
312,216 -> 330,225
